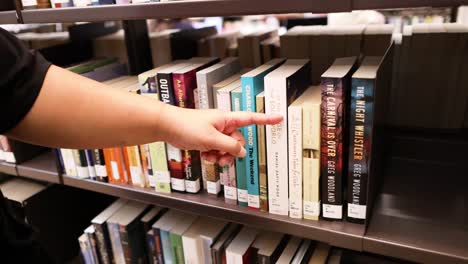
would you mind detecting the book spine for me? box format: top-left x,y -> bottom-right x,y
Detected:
256,94 -> 268,212
139,144 -> 151,187
205,160 -> 222,196
93,223 -> 112,264
182,236 -> 199,264
119,225 -> 132,263
173,72 -> 202,193
321,77 -> 345,220
149,142 -> 172,193
86,231 -> 99,263
79,235 -> 93,264
231,90 -> 248,206
170,233 -> 185,264
108,222 -> 124,264
61,148 -> 77,176
217,90 -> 237,203
157,72 -> 184,192
75,150 -> 89,179
153,228 -> 165,264
347,78 -> 373,223
288,104 -> 302,219
161,230 -> 173,264
196,72 -> 211,110
265,77 -> 289,216
124,145 -> 144,187
242,77 -> 260,209
85,149 -> 97,180
93,149 -> 108,182
303,102 -> 321,221
146,230 -> 156,264
110,148 -> 128,185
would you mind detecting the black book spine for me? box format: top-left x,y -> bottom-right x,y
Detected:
93,223 -> 113,264
85,149 -> 97,180
153,228 -> 164,264
93,149 -> 108,182
346,78 -> 374,224
156,72 -> 177,106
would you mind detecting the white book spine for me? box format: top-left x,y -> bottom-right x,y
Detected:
265,77 -> 289,216
61,148 -> 77,176
182,236 -> 202,264
226,251 -> 243,264
197,75 -> 210,110
288,105 -> 302,219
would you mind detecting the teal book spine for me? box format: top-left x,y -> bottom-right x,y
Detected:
231,89 -> 248,207
241,76 -> 262,209
160,230 -> 173,264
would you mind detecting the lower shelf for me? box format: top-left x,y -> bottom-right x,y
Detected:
62,175 -> 365,251
0,11 -> 18,24
16,151 -> 61,184
0,161 -> 17,176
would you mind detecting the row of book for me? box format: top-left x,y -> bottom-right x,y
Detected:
79,198 -> 407,264
19,0 -> 172,9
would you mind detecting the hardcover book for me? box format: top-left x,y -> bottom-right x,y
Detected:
230,87 -> 248,207
264,59 -> 310,216
169,214 -> 198,264
172,57 -> 219,193
152,209 -> 186,264
347,52 -> 392,224
276,237 -> 303,264
320,56 -> 358,220
252,231 -> 288,264
242,58 -> 286,209
210,223 -> 242,264
225,227 -> 259,264
216,79 -> 242,202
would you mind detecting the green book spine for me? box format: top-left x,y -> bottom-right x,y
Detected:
169,233 -> 185,264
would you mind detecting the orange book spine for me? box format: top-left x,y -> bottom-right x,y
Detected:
114,147 -> 129,185
103,148 -> 115,183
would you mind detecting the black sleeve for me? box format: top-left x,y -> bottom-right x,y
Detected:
0,27 -> 52,134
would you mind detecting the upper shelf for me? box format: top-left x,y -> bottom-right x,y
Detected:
19,0 -> 468,24
0,10 -> 18,24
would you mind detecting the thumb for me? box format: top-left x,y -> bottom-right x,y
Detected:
211,132 -> 247,158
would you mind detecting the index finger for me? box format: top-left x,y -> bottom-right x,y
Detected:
227,111 -> 283,129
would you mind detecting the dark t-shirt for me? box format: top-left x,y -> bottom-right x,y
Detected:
0,28 -> 54,263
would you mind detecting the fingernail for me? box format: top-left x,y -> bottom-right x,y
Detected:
239,147 -> 246,157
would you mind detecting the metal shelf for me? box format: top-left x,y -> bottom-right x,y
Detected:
353,0 -> 468,10
16,151 -> 61,184
0,10 -> 18,24
0,161 -> 17,175
363,135 -> 468,264
62,175 -> 365,251
21,0 -> 351,23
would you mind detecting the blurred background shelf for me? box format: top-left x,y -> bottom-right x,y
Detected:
61,174 -> 365,251
16,151 -> 61,184
0,161 -> 17,176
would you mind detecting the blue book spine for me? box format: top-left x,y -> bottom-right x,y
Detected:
160,230 -> 173,264
231,89 -> 248,207
241,77 -> 262,209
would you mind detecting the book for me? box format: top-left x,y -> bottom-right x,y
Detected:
261,37 -> 280,63
60,148 -> 77,176
347,53 -> 393,223
307,243 -> 330,264
320,57 -> 358,220
242,58 -> 286,209
216,79 -> 242,202
116,201 -> 150,263
152,210 -> 187,264
85,149 -> 97,180
287,86 -> 321,219
291,240 -> 314,264
92,149 -> 108,182
91,198 -> 128,264
141,206 -> 166,263
74,150 -> 90,179
123,145 -> 144,187
264,59 -> 310,216
103,147 -> 129,185
169,213 -> 198,264
255,92 -> 268,212
79,233 -> 93,264
276,237 -> 303,264
210,223 -> 242,264
146,229 -> 157,264
301,86 -> 322,221
225,227 -> 259,264
84,225 -> 100,264
172,57 -> 219,193
252,231 -> 288,264
197,57 -> 242,195
182,216 -> 228,264
230,87 -> 248,206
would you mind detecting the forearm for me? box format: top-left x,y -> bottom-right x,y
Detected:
8,65 -> 169,149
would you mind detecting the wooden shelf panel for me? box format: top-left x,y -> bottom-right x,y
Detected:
0,10 -> 18,24
353,0 -> 468,10
62,175 -> 364,251
21,0 -> 351,23
363,135 -> 468,264
16,151 -> 61,184
0,161 -> 17,175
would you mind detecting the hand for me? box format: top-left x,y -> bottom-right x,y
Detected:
159,104 -> 283,166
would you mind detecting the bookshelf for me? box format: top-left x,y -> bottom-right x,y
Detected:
16,151 -> 62,184
0,10 -> 17,24
2,1 -> 468,263
61,174 -> 365,251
